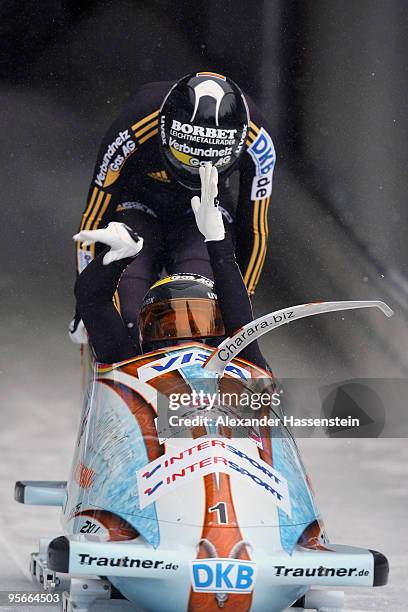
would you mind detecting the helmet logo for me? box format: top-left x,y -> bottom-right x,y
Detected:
191,80 -> 225,127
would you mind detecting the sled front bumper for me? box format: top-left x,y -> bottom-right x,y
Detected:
47,536 -> 388,588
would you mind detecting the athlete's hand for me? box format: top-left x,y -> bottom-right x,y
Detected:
73,222 -> 144,265
68,316 -> 88,344
191,162 -> 225,242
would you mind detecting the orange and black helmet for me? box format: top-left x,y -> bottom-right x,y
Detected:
139,273 -> 225,353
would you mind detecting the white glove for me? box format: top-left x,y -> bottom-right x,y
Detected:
191,162 -> 225,242
68,318 -> 88,344
73,222 -> 143,265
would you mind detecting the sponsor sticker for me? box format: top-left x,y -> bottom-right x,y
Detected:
272,565 -> 370,580
95,129 -> 136,188
216,311 -> 294,363
167,115 -> 238,170
78,249 -> 93,273
147,170 -> 171,183
251,172 -> 273,200
138,348 -> 250,383
170,120 -> 236,143
248,128 -> 276,199
169,137 -> 233,158
77,518 -> 105,537
76,553 -> 178,571
136,437 -> 290,514
150,274 -> 214,289
170,144 -> 232,168
265,555 -> 374,586
191,558 -> 257,593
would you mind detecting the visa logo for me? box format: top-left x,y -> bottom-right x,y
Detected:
138,349 -> 250,382
191,558 -> 256,593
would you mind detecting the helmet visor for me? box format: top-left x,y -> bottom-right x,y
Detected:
140,298 -> 225,345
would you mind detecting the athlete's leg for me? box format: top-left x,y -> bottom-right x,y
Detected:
165,209 -> 213,278
113,205 -> 163,338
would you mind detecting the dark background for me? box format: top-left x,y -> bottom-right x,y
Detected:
0,3 -> 407,605
1,0 -> 408,384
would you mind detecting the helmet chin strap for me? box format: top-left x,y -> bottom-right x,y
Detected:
203,300 -> 394,377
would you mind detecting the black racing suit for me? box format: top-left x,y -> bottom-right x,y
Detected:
75,234 -> 268,372
76,81 -> 276,335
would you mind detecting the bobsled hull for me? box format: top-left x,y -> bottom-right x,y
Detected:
57,342 -> 387,611
46,536 -> 388,611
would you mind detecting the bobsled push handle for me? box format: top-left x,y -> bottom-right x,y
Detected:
203,300 -> 394,376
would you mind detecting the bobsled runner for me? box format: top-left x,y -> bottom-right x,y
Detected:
15,300 -> 392,611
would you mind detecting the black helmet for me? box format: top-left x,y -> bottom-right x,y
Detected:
159,71 -> 249,189
139,273 -> 225,353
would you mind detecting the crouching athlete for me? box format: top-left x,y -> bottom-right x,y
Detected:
74,163 -> 268,371
71,71 -> 276,343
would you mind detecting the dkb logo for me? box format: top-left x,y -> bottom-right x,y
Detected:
191,558 -> 256,593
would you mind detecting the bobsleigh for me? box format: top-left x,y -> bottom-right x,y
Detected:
15,301 -> 392,612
